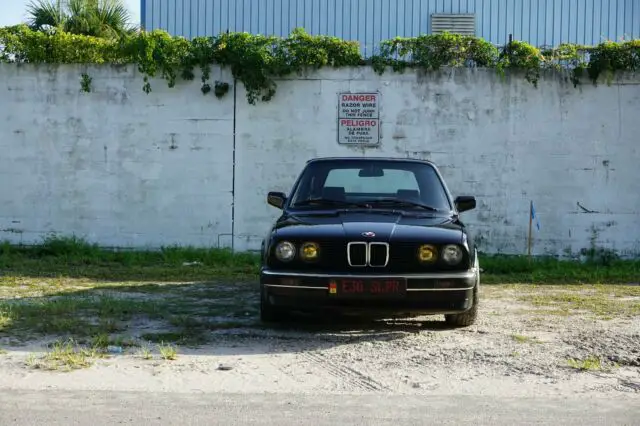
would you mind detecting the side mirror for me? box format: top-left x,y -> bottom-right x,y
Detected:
267,191 -> 286,209
454,195 -> 476,213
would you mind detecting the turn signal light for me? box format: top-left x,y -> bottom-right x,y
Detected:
300,242 -> 320,261
417,244 -> 437,262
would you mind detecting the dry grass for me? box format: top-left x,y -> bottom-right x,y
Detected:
158,342 -> 178,360
25,339 -> 105,371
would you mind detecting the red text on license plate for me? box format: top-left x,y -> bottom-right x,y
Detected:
331,279 -> 406,296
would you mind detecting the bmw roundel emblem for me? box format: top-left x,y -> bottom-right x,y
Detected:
361,231 -> 375,237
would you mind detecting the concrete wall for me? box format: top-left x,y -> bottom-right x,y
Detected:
0,64 -> 235,248
1,63 -> 639,256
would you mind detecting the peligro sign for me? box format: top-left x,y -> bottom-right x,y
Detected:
340,119 -> 377,127
337,92 -> 380,146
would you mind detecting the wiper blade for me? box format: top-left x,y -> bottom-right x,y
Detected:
294,197 -> 362,207
365,198 -> 440,211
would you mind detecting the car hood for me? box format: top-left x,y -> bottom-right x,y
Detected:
273,211 -> 464,244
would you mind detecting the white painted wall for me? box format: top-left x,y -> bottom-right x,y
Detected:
0,64 -> 235,248
1,64 -> 639,256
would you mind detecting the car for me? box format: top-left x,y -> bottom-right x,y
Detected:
259,156 -> 480,327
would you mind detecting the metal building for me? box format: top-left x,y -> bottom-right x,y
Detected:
141,0 -> 640,55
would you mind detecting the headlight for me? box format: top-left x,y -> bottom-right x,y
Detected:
275,241 -> 296,262
300,242 -> 319,261
417,244 -> 437,262
441,244 -> 463,265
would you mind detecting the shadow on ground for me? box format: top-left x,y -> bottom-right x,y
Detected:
0,279 -> 461,356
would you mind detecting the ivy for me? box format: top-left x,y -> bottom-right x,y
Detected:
0,24 -> 122,63
497,40 -> 545,86
370,33 -> 500,74
585,40 -> 640,85
1,24 -> 638,104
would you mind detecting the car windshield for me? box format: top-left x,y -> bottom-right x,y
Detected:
288,159 -> 452,211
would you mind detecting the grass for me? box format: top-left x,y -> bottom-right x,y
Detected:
1,236 -> 639,284
136,344 -> 153,360
566,355 -> 618,372
158,342 -> 178,360
26,338 -> 104,371
511,334 -> 541,344
1,236 -> 639,349
0,283 -> 256,345
0,236 -> 260,282
515,284 -> 640,318
480,254 -> 640,284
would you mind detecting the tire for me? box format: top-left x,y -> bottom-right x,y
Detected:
445,256 -> 480,327
444,283 -> 478,327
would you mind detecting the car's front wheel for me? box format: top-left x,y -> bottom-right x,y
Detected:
444,273 -> 479,327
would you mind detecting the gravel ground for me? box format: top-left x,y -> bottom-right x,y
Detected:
0,284 -> 639,398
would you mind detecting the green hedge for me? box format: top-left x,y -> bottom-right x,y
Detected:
1,24 -> 638,103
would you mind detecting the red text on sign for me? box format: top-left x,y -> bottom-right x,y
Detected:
342,94 -> 376,102
340,119 -> 377,127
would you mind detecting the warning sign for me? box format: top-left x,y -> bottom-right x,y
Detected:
337,92 -> 380,146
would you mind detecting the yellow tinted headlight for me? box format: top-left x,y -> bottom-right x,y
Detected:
300,242 -> 319,260
417,244 -> 437,262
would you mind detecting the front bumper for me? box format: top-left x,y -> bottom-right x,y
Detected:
260,268 -> 478,316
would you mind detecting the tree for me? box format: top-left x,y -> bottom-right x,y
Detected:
26,0 -> 136,38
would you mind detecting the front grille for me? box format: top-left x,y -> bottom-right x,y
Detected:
347,242 -> 367,266
369,243 -> 389,267
346,242 -> 389,267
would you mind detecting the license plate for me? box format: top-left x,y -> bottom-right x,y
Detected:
329,278 -> 407,298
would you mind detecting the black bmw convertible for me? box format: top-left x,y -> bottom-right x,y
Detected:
259,156 -> 480,327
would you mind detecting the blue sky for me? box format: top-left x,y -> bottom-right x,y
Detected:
1,0 -> 141,27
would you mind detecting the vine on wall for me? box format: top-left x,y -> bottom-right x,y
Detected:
0,24 -> 638,103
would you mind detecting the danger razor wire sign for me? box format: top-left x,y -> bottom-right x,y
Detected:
337,92 -> 380,146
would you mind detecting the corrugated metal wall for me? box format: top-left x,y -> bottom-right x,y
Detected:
141,0 -> 640,55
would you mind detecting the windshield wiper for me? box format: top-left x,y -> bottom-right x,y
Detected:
294,197 -> 365,207
364,198 -> 440,211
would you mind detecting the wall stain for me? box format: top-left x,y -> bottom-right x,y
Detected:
0,228 -> 23,234
577,202 -> 598,213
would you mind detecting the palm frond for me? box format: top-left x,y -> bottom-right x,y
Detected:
25,0 -> 67,31
26,0 -> 134,39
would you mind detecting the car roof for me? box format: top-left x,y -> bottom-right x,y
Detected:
306,156 -> 436,165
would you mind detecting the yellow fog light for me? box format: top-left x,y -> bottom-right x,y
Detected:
417,244 -> 437,262
300,242 -> 320,261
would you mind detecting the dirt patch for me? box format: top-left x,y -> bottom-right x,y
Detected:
0,283 -> 639,397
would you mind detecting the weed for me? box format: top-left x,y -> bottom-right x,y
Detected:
0,295 -> 168,337
0,307 -> 12,330
91,333 -> 109,349
516,308 -> 571,317
27,339 -> 103,371
158,342 -> 177,360
25,353 -> 37,367
136,344 -> 153,360
567,355 -> 606,371
519,285 -> 640,318
141,331 -> 207,347
512,334 -> 541,344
